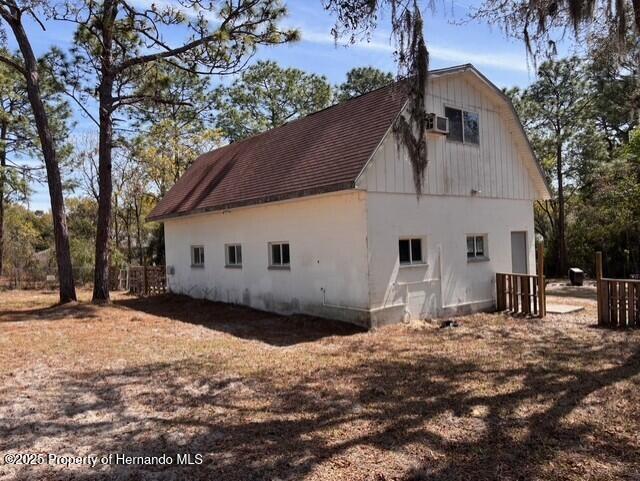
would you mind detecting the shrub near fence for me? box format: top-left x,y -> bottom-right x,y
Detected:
128,266 -> 167,296
596,252 -> 640,328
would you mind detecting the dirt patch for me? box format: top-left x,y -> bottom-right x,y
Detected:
0,289 -> 639,481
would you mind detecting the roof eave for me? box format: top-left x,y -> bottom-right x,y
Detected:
147,181 -> 357,222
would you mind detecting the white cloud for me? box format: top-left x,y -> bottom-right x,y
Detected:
299,29 -> 529,73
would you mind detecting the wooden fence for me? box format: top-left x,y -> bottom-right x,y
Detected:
109,267 -> 127,291
128,266 -> 167,296
496,244 -> 546,318
596,252 -> 640,327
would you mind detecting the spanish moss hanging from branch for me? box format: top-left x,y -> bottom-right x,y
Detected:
323,0 -> 431,196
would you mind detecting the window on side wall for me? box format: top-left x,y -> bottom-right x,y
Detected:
269,242 -> 290,269
466,235 -> 488,261
191,245 -> 205,267
225,244 -> 242,268
399,238 -> 424,265
445,106 -> 479,145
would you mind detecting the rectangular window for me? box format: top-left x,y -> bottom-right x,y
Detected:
445,106 -> 480,145
191,245 -> 204,267
467,235 -> 488,260
399,238 -> 424,265
225,244 -> 242,267
269,242 -> 290,268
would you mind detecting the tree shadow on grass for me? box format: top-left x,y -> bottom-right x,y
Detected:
115,293 -> 365,347
2,325 -> 640,481
0,303 -> 102,323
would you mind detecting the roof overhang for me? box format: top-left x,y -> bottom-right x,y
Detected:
147,181 -> 356,222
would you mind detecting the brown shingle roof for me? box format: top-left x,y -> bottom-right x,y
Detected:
148,82 -> 407,221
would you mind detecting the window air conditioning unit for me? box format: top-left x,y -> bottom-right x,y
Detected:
425,113 -> 449,135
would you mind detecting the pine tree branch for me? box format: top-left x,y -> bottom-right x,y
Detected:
0,52 -> 26,76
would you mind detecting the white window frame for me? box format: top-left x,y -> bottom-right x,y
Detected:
444,105 -> 480,146
466,234 -> 489,262
191,245 -> 205,267
225,243 -> 242,268
268,242 -> 290,269
399,237 -> 425,266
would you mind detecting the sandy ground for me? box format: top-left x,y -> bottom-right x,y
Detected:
0,289 -> 639,481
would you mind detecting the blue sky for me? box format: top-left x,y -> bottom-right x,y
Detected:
8,0 -> 559,210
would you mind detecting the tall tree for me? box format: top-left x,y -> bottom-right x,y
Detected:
513,58 -> 591,275
0,49 -> 31,275
55,0 -> 297,303
215,60 -> 332,141
0,4 -> 76,303
336,66 -> 394,102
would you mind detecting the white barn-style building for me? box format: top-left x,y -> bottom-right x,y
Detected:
149,64 -> 551,328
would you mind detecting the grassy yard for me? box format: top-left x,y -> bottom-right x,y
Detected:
0,289 -> 639,481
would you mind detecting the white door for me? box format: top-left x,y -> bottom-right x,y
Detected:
511,231 -> 528,274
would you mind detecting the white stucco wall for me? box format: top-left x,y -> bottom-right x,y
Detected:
163,191 -> 371,324
365,193 -> 536,322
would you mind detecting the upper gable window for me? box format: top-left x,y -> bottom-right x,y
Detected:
445,107 -> 479,145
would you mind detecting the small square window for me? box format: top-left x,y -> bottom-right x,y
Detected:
269,242 -> 290,268
399,238 -> 424,265
226,244 -> 242,267
191,245 -> 204,267
466,235 -> 488,261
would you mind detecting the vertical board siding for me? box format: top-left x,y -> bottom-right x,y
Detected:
359,74 -> 540,201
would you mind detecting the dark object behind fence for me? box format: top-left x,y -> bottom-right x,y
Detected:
569,268 -> 584,286
596,252 -> 640,328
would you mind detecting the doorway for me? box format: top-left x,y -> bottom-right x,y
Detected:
510,231 -> 528,274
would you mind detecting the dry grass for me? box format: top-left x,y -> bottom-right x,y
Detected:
0,289 -> 639,481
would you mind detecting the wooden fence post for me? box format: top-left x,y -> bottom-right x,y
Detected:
143,264 -> 148,296
596,251 -> 603,326
537,243 -> 546,318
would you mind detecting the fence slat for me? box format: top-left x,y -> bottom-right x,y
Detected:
620,282 -> 627,328
523,277 -> 531,315
632,284 -> 635,327
532,276 -> 538,316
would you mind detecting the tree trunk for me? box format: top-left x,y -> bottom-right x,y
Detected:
92,0 -> 117,303
92,73 -> 114,303
556,142 -> 568,276
0,121 -> 6,276
113,192 -> 120,257
7,15 -> 76,303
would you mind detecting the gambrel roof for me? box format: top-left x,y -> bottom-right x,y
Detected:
149,64 -> 550,222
